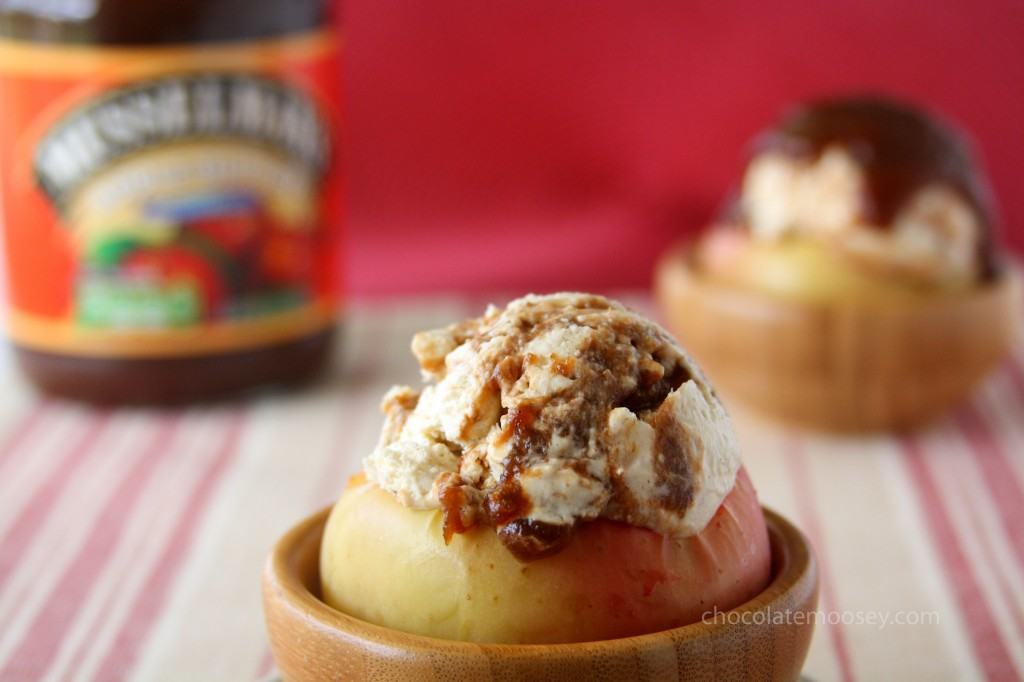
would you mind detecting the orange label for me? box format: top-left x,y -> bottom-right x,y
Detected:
0,31 -> 343,358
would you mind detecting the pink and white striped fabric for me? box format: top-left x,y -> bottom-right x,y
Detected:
0,293 -> 1022,681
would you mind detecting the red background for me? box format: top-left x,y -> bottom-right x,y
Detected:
345,1 -> 1024,297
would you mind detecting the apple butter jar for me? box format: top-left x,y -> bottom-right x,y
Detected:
0,0 -> 343,403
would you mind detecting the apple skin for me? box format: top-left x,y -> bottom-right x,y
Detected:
319,468 -> 771,644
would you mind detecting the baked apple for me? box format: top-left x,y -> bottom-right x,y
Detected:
319,293 -> 772,643
656,96 -> 1017,431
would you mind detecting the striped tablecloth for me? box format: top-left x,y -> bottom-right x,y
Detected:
0,293 -> 1022,682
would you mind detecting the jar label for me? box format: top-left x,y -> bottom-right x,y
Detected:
0,31 -> 342,357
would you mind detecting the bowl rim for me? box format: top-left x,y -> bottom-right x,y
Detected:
263,505 -> 817,656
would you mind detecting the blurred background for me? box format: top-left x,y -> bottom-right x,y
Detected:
346,0 -> 1024,297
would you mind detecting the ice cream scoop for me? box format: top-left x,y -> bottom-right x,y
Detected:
712,96 -> 998,294
364,292 -> 741,560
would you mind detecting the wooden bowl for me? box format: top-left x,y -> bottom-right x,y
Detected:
262,507 -> 818,682
655,244 -> 1022,432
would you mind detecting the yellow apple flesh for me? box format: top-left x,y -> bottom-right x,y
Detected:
699,231 -> 937,305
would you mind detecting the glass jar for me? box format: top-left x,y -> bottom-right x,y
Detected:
0,0 -> 343,403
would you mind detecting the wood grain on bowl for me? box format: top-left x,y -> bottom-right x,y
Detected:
262,507 -> 818,682
655,244 -> 1021,432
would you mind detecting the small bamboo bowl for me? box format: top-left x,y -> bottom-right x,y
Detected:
262,507 -> 818,682
655,244 -> 1022,432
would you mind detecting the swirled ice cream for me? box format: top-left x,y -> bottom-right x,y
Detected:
364,293 -> 740,560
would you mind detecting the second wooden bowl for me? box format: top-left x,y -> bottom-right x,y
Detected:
262,507 -> 818,682
655,245 -> 1021,432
